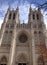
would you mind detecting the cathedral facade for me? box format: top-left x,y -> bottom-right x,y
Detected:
0,7 -> 47,65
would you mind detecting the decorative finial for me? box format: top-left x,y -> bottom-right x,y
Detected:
38,7 -> 41,11
30,4 -> 31,9
16,6 -> 19,11
29,4 -> 32,12
7,6 -> 10,13
8,5 -> 10,11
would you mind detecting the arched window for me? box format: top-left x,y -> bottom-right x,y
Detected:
9,30 -> 13,36
38,56 -> 44,65
37,14 -> 39,19
13,13 -> 15,20
9,13 -> 11,19
34,31 -> 37,34
0,56 -> 7,65
39,31 -> 41,34
9,31 -> 12,34
39,31 -> 42,38
33,14 -> 35,19
5,30 -> 8,34
34,31 -> 37,37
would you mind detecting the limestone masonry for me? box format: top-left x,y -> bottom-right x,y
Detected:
0,6 -> 47,65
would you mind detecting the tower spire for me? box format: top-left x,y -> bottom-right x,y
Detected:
38,7 -> 41,13
29,5 -> 32,13
7,6 -> 10,14
16,6 -> 19,12
15,6 -> 20,24
7,6 -> 10,11
28,5 -> 32,24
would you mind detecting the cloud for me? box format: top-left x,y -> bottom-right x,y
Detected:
0,0 -> 47,29
0,1 -> 9,29
44,15 -> 47,28
19,1 -> 30,23
42,11 -> 47,28
10,1 -> 18,9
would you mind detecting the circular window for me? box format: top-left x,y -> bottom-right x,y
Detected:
19,33 -> 28,43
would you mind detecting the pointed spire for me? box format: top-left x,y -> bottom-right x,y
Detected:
16,6 -> 19,16
7,6 -> 10,14
29,5 -> 32,12
16,6 -> 20,24
30,5 -> 31,10
28,5 -> 33,24
29,5 -> 32,16
7,6 -> 10,11
16,6 -> 19,11
38,7 -> 41,12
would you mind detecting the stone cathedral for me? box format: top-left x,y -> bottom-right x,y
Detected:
0,6 -> 47,65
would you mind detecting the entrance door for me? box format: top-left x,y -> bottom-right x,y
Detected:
18,63 -> 26,65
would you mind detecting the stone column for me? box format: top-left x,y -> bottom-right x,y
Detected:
29,31 -> 33,65
31,27 -> 37,65
8,24 -> 16,65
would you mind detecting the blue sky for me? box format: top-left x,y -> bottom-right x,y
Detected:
0,0 -> 47,28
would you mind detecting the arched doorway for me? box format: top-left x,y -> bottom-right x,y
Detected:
17,53 -> 28,65
0,56 -> 7,65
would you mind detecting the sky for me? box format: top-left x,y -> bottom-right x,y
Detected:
0,0 -> 47,29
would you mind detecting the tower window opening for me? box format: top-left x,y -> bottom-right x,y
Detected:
33,14 -> 35,19
37,14 -> 39,19
9,31 -> 13,34
13,13 -> 15,20
5,30 -> 8,34
9,13 -> 11,19
39,31 -> 41,34
34,31 -> 37,34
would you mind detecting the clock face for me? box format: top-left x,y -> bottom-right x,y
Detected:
19,33 -> 28,43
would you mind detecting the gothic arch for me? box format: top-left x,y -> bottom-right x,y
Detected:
17,30 -> 30,38
16,53 -> 28,63
0,56 -> 7,65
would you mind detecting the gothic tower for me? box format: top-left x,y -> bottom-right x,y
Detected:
0,6 -> 47,65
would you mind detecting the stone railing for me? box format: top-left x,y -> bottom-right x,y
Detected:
16,23 -> 31,29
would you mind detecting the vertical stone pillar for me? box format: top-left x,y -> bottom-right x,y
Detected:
29,31 -> 33,65
0,22 -> 6,45
8,24 -> 16,65
31,27 -> 37,65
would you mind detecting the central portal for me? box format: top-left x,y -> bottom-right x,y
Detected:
18,63 -> 26,65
